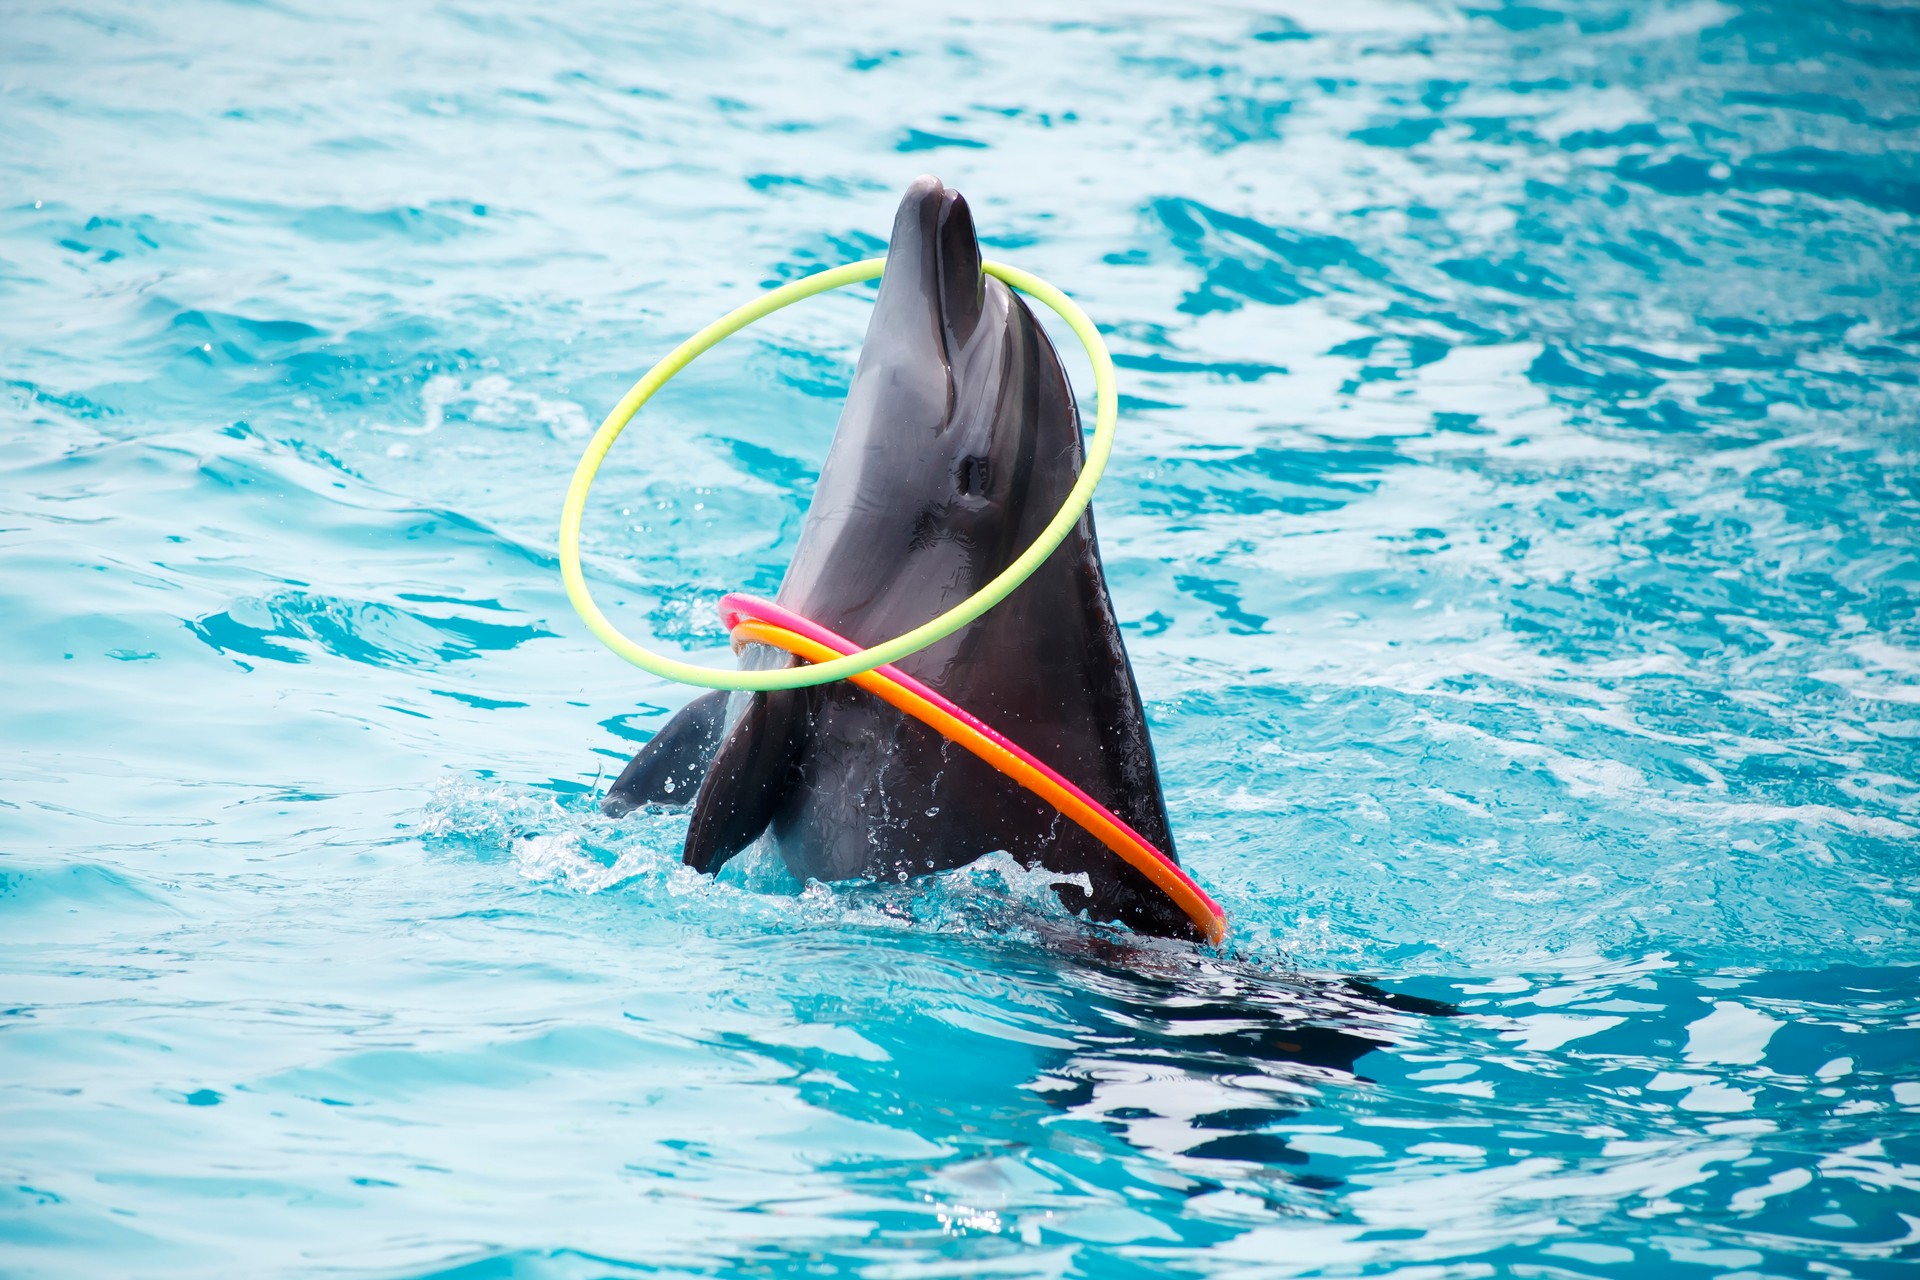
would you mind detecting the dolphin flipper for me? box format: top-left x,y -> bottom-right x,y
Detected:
602,690 -> 731,816
682,689 -> 811,874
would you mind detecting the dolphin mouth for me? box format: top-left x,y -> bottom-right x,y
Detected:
893,174 -> 987,349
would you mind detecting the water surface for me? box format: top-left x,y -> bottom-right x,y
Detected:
2,1 -> 1917,1275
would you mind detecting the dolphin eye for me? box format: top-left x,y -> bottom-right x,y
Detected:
958,456 -> 990,497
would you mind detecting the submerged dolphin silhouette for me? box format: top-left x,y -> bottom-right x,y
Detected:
604,175 -> 1195,940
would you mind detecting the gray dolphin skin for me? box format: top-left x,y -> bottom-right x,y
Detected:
603,175 -> 1196,941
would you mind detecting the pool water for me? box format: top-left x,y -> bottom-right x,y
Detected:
3,1 -> 1917,1275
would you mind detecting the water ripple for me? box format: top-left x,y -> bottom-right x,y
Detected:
2,0 -> 1917,1276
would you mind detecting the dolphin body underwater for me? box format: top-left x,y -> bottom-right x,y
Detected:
603,176 -> 1198,941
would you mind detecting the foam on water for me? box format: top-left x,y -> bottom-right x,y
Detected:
2,0 -> 1917,1275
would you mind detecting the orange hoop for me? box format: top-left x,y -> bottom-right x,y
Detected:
722,595 -> 1226,945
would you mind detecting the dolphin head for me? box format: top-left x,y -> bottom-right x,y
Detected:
775,175 -> 1080,660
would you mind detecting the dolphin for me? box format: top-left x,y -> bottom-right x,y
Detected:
602,175 -> 1198,940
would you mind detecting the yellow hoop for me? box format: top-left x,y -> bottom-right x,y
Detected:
559,257 -> 1119,691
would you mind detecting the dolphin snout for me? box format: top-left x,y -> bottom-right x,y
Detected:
889,175 -> 986,346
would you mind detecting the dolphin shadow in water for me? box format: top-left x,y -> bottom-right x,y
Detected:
605,175 -> 1198,940
708,923 -> 1454,1191
1023,931 -> 1454,1175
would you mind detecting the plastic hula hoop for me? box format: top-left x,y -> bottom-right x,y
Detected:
559,257 -> 1118,692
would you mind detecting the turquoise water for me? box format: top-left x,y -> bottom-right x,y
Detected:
4,0 -> 1918,1274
